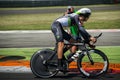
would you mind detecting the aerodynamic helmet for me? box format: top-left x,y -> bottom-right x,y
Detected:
76,8 -> 91,18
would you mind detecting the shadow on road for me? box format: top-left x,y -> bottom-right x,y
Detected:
0,55 -> 26,61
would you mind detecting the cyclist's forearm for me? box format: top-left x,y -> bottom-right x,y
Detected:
79,27 -> 91,42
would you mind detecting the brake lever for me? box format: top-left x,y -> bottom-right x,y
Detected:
89,33 -> 102,49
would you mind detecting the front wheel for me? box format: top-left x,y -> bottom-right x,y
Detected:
77,49 -> 109,77
30,49 -> 58,78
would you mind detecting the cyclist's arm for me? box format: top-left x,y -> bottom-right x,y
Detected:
79,27 -> 91,43
73,15 -> 91,43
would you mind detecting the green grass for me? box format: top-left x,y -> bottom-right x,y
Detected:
0,13 -> 62,30
0,10 -> 120,30
96,46 -> 120,63
85,11 -> 120,29
0,46 -> 120,63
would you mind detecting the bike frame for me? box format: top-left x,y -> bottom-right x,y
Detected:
45,41 -> 94,65
45,33 -> 103,65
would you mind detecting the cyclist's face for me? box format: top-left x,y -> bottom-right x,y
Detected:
79,16 -> 89,22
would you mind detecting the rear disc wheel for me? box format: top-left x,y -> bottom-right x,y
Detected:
30,49 -> 58,78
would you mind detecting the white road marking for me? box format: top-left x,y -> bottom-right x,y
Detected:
0,29 -> 120,33
0,66 -> 31,73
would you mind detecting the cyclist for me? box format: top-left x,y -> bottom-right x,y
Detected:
51,8 -> 96,71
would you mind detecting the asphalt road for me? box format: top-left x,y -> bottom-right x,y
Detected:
0,66 -> 120,80
1,67 -> 119,80
0,30 -> 120,48
0,72 -> 120,80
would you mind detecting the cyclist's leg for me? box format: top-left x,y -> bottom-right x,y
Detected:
70,36 -> 78,53
67,26 -> 82,61
63,30 -> 76,60
57,42 -> 64,71
51,22 -> 67,70
67,38 -> 77,62
67,25 -> 79,59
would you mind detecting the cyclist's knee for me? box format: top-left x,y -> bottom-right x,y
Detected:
58,42 -> 64,48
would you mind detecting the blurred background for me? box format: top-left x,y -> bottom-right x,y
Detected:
0,0 -> 120,7
0,1 -> 120,78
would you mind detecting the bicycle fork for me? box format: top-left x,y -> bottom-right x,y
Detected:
85,49 -> 94,65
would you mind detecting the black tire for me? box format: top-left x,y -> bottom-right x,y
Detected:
30,49 -> 58,78
77,49 -> 109,77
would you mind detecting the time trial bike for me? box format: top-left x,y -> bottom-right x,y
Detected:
30,33 -> 109,78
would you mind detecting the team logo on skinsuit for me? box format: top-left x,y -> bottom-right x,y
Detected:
56,28 -> 60,39
57,35 -> 60,39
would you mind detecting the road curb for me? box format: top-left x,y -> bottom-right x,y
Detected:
0,29 -> 120,33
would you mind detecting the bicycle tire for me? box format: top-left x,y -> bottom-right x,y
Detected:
77,49 -> 109,77
30,49 -> 58,78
